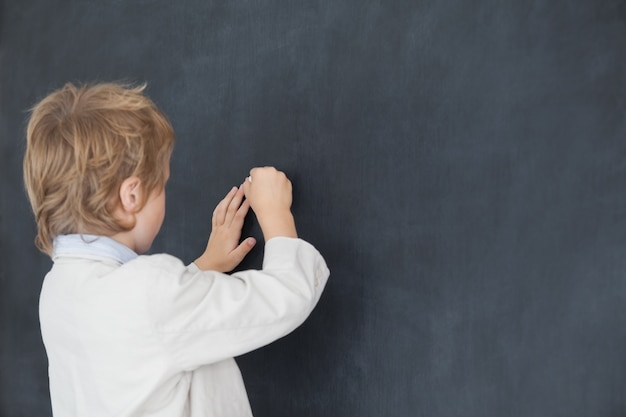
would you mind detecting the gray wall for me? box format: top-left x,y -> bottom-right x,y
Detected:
1,1 -> 626,416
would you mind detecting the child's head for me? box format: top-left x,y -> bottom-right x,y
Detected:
23,82 -> 175,255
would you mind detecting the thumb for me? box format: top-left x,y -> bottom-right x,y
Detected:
229,237 -> 256,265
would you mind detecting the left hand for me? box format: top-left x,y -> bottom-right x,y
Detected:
194,185 -> 256,272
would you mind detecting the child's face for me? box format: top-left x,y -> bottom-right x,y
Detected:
133,166 -> 169,254
133,187 -> 166,254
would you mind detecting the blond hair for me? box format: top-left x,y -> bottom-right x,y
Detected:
23,82 -> 175,255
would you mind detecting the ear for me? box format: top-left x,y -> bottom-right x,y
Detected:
118,176 -> 144,214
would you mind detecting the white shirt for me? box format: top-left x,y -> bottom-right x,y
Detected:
40,235 -> 329,417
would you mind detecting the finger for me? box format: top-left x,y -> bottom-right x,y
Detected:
232,198 -> 250,227
213,187 -> 238,224
212,187 -> 238,227
242,178 -> 252,198
249,167 -> 267,179
224,186 -> 245,225
229,237 -> 256,265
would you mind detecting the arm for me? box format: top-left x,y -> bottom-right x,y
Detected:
154,167 -> 327,369
194,166 -> 298,271
146,238 -> 329,370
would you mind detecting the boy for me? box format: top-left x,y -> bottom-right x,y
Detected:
23,82 -> 329,417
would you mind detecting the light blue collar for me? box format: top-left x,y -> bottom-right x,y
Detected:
52,234 -> 138,264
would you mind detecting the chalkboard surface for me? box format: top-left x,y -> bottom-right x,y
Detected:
2,1 -> 626,416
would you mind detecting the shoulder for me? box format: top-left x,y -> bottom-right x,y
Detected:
118,253 -> 191,280
111,254 -> 213,313
133,253 -> 186,268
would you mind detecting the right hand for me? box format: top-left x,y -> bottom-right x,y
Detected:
194,186 -> 256,272
242,167 -> 297,240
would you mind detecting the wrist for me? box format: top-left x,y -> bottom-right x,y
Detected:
257,211 -> 297,240
193,255 -> 213,271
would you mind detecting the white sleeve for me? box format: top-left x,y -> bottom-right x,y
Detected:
145,237 -> 329,371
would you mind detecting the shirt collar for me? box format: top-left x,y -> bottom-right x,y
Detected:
52,234 -> 138,264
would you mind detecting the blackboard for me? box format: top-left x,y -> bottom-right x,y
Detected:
2,1 -> 626,416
